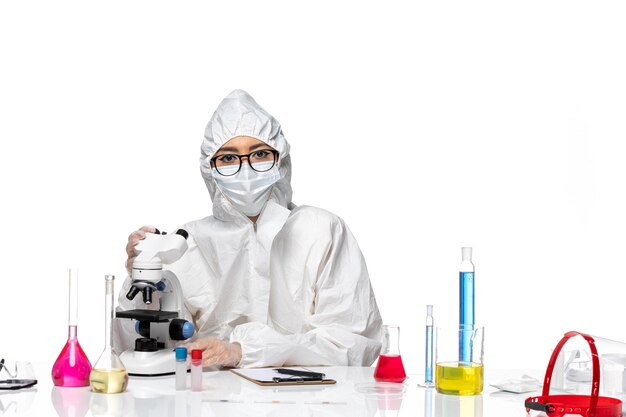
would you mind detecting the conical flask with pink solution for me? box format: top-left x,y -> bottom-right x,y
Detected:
51,269 -> 92,386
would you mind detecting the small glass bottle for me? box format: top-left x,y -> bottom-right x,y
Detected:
51,269 -> 92,387
191,349 -> 202,392
175,347 -> 187,390
90,275 -> 129,394
374,325 -> 407,383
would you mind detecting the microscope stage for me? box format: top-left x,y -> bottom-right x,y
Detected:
116,309 -> 179,322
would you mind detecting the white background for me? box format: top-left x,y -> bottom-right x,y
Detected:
1,1 -> 625,376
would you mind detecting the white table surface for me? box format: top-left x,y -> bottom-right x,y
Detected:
1,363 -> 549,417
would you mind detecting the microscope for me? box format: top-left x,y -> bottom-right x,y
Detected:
116,228 -> 195,376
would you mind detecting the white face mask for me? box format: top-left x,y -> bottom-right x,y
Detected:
213,162 -> 281,217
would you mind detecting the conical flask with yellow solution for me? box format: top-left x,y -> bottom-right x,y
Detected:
90,275 -> 128,394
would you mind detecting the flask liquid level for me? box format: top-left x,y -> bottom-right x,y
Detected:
51,332 -> 92,387
374,354 -> 407,383
89,368 -> 129,394
436,361 -> 483,396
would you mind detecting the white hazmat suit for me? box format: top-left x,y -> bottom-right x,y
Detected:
115,89 -> 383,367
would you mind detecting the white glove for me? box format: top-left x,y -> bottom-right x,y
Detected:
125,225 -> 156,274
185,337 -> 243,368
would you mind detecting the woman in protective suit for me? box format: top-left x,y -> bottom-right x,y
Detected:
117,89 -> 383,368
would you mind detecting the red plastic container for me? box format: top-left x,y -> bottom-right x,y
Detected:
525,331 -> 622,417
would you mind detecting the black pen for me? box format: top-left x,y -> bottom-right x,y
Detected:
272,376 -> 323,383
273,368 -> 326,379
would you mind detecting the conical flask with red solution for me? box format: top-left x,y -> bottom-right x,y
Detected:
374,324 -> 407,383
51,269 -> 92,386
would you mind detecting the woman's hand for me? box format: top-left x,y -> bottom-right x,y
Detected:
185,337 -> 243,368
125,225 -> 156,274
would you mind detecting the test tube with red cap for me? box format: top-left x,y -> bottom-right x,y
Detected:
191,349 -> 203,391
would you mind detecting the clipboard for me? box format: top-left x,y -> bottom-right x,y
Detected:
230,368 -> 337,386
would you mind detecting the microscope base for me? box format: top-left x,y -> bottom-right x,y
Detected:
120,348 -> 182,377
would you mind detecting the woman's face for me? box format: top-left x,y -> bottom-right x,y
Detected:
211,136 -> 278,176
213,136 -> 275,158
211,136 -> 280,220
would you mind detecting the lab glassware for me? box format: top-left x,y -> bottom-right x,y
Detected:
419,305 -> 435,387
459,247 -> 475,363
435,326 -> 484,395
374,325 -> 407,383
51,269 -> 92,387
90,275 -> 128,394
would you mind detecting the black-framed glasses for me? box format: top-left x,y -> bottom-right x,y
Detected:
210,149 -> 279,177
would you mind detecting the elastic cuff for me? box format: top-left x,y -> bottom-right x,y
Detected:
232,342 -> 244,368
229,334 -> 246,367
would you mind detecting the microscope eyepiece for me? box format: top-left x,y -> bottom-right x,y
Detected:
176,229 -> 189,240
